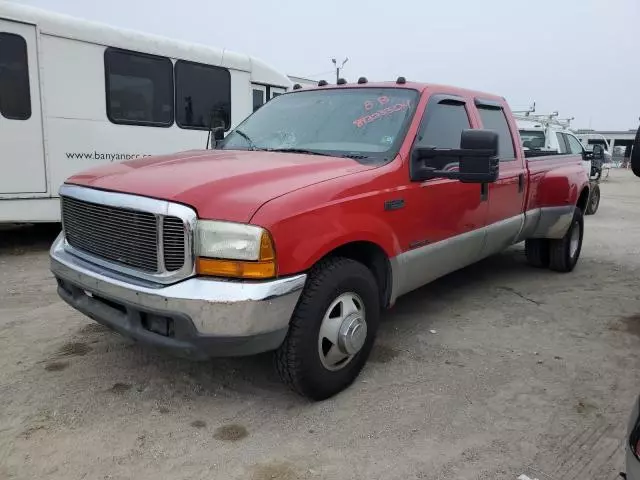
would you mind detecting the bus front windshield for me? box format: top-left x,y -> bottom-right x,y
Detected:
220,88 -> 419,162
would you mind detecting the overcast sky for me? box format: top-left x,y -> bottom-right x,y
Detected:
10,0 -> 639,130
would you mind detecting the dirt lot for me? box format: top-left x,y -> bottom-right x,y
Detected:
1,170 -> 639,480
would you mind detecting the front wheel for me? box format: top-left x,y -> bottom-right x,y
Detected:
549,208 -> 584,272
586,184 -> 600,215
274,257 -> 380,400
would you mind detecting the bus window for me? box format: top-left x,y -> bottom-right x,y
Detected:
104,48 -> 173,127
175,61 -> 231,130
0,32 -> 31,120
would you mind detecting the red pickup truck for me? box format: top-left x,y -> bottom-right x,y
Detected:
50,79 -> 590,400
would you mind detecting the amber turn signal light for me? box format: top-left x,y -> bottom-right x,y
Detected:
196,258 -> 276,279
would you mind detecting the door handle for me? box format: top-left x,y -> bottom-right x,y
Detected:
480,183 -> 488,201
518,173 -> 525,193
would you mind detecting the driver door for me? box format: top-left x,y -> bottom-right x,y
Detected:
394,95 -> 489,297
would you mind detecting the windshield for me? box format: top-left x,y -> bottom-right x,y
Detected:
220,88 -> 419,162
518,130 -> 546,150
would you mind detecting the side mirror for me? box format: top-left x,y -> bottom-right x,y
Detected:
206,126 -> 225,149
213,126 -> 225,141
412,129 -> 500,183
632,126 -> 640,177
592,144 -> 605,161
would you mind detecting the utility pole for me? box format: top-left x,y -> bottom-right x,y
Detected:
331,57 -> 348,83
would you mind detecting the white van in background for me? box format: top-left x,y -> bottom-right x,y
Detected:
515,114 -> 603,214
515,114 -> 592,175
0,2 -> 291,223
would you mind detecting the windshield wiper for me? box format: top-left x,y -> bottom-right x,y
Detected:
265,149 -> 374,160
233,129 -> 258,150
265,148 -> 332,156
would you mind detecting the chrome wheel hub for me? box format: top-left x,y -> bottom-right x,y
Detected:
318,292 -> 367,371
338,313 -> 368,355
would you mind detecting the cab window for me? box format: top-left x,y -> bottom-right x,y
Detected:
477,106 -> 515,161
415,100 -> 471,171
416,101 -> 471,149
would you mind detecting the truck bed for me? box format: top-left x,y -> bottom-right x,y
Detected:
524,152 -> 587,212
523,149 -> 560,159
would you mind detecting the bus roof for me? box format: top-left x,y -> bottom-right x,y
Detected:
0,2 -> 291,88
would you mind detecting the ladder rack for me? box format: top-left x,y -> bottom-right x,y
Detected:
514,112 -> 575,130
511,101 -> 575,129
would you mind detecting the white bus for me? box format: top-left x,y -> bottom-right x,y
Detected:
0,2 -> 291,223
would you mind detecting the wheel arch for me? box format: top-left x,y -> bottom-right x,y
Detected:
576,186 -> 590,212
317,240 -> 393,309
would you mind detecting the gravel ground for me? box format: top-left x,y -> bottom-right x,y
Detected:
1,169 -> 639,480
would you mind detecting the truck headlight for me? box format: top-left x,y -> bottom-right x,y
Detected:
195,221 -> 276,279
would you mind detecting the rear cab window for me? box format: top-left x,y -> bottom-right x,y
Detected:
476,103 -> 516,161
0,32 -> 31,120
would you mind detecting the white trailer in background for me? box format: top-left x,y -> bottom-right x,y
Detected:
0,2 -> 291,223
287,75 -> 320,88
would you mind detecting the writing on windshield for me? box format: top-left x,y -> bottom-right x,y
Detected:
353,100 -> 412,128
221,87 -> 419,161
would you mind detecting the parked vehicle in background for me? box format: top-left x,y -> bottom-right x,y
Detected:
576,132 -> 613,165
516,115 -> 604,215
49,78 -> 590,400
576,132 -> 613,180
0,2 -> 290,224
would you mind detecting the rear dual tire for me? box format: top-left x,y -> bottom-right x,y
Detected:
548,208 -> 584,272
524,238 -> 550,268
525,208 -> 584,272
585,184 -> 600,215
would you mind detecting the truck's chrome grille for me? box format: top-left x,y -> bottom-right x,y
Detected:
162,217 -> 186,272
61,196 -> 186,274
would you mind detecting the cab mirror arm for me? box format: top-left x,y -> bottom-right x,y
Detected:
411,129 -> 500,184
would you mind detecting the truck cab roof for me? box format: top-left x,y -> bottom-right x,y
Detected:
292,80 -> 507,104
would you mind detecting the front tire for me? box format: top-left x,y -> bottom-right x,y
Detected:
549,208 -> 584,272
274,257 -> 380,401
586,184 -> 600,215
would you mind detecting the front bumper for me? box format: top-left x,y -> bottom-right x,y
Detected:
50,233 -> 306,358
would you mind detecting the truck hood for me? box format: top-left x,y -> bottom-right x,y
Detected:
66,149 -> 374,222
